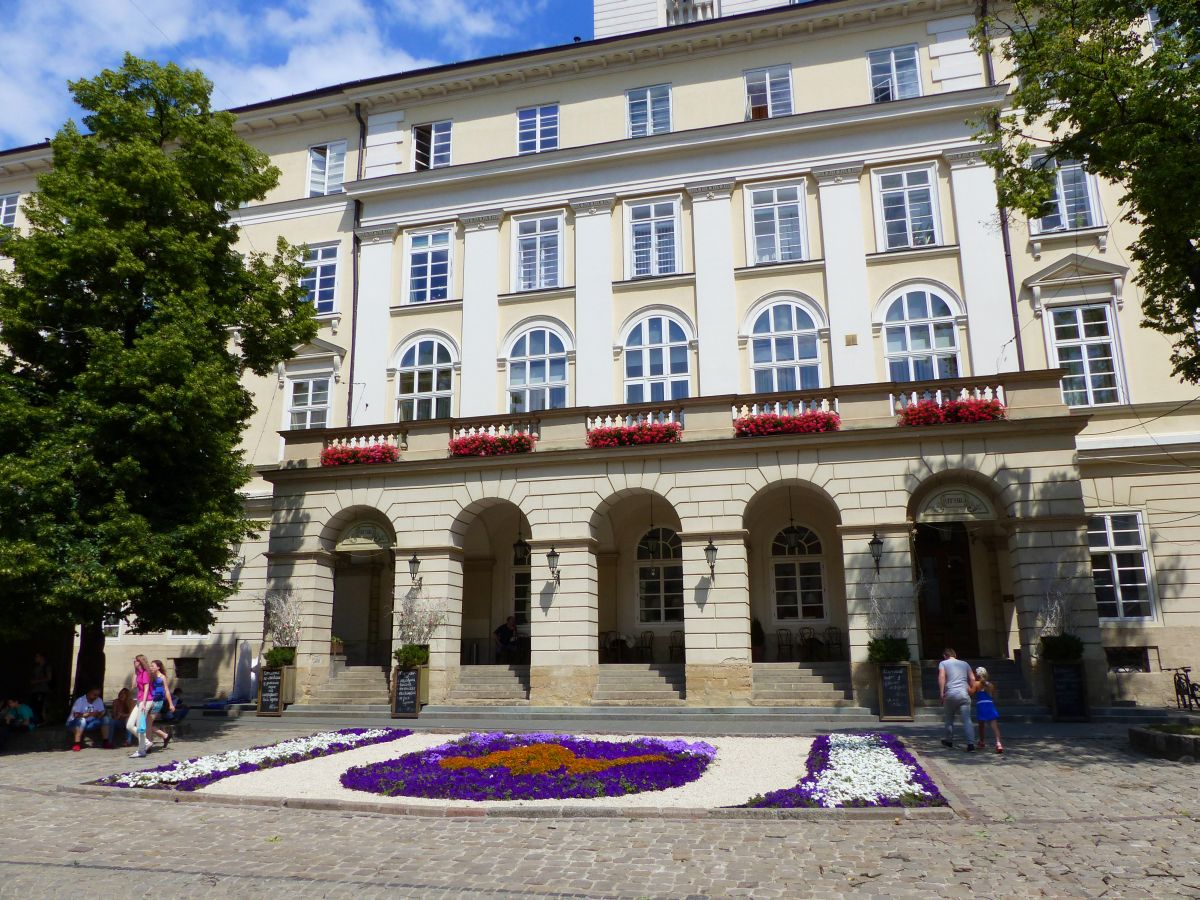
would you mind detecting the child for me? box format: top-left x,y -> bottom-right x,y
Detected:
971,666 -> 1004,754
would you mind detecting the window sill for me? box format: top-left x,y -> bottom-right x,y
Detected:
613,272 -> 696,292
313,312 -> 342,335
1029,225 -> 1108,260
865,243 -> 959,262
390,299 -> 463,316
498,285 -> 575,305
1098,617 -> 1158,627
735,258 -> 825,276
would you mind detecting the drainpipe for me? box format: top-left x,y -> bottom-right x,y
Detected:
979,0 -> 1026,371
346,102 -> 368,423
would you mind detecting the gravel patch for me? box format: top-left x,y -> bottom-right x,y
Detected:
197,731 -> 813,809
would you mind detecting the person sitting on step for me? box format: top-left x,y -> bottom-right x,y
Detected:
493,615 -> 519,664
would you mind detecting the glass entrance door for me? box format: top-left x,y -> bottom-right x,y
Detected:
915,522 -> 979,658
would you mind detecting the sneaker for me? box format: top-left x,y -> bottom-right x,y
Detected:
129,751 -> 146,759
941,739 -> 953,748
966,744 -> 976,752
996,746 -> 1004,754
102,741 -> 113,750
71,743 -> 81,752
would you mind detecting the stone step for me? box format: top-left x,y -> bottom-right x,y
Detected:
597,676 -> 685,687
587,699 -> 689,707
747,699 -> 863,708
285,703 -> 393,714
752,677 -> 852,689
592,690 -> 686,701
447,687 -> 530,699
751,689 -> 853,700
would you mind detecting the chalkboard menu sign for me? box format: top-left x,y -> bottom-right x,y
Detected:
392,667 -> 420,719
1049,663 -> 1088,721
257,668 -> 284,717
878,663 -> 915,721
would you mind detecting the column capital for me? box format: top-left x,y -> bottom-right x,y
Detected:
355,224 -> 398,245
569,194 -> 616,215
461,208 -> 504,231
943,145 -> 989,169
685,179 -> 735,201
812,162 -> 864,186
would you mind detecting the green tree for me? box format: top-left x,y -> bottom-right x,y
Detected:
974,0 -> 1200,381
0,55 -> 316,688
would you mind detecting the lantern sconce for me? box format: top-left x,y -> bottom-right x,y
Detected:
408,553 -> 423,590
868,531 -> 884,573
704,538 -> 718,581
546,546 -> 561,585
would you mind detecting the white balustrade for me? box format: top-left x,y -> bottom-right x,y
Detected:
451,418 -> 540,440
888,384 -> 1006,415
324,428 -> 408,451
730,396 -> 839,421
665,0 -> 718,26
586,406 -> 684,431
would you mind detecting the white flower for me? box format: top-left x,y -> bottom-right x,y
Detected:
809,734 -> 930,808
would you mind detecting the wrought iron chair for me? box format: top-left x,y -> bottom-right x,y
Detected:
601,630 -> 619,664
637,630 -> 654,663
823,626 -> 843,662
775,628 -> 795,662
668,630 -> 685,663
797,626 -> 818,661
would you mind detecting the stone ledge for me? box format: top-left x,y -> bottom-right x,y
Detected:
1128,725 -> 1200,762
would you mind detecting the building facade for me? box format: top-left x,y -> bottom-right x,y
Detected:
2,0 -> 1195,710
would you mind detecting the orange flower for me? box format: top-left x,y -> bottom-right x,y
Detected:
439,742 -> 668,775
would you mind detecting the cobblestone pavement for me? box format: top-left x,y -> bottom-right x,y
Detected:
1,721 -> 1197,898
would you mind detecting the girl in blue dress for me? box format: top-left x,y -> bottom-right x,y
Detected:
972,667 -> 1004,754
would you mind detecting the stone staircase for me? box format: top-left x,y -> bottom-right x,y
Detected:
285,665 -> 392,716
920,657 -> 1035,705
445,665 -> 531,704
751,662 -> 858,706
591,664 -> 685,705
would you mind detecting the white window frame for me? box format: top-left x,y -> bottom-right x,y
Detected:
1030,159 -> 1104,235
513,568 -> 531,630
510,211 -> 564,292
769,526 -> 827,623
307,141 -> 347,197
395,335 -> 457,421
621,312 -> 692,404
747,297 -> 825,392
301,243 -> 338,316
517,104 -> 559,155
636,528 -> 685,625
624,196 -> 682,279
101,614 -> 123,640
0,193 -> 18,228
744,65 -> 793,120
880,287 -> 963,382
872,164 -> 942,251
404,226 -> 454,305
413,121 -> 452,170
506,324 -> 571,413
867,44 -> 922,103
285,375 -> 332,431
743,179 -> 808,265
169,629 -> 206,639
1088,511 -> 1157,622
626,84 -> 672,137
1044,301 -> 1126,407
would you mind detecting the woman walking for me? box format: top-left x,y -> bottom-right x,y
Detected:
145,660 -> 175,751
130,655 -> 152,758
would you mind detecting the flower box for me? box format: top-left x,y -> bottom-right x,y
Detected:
734,410 -> 841,437
319,443 -> 400,466
586,421 -> 682,448
448,432 -> 536,457
897,398 -> 1006,427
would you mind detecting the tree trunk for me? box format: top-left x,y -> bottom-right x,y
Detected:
72,624 -> 106,698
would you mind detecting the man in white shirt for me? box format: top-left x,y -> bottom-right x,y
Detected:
67,688 -> 112,752
938,648 -> 977,751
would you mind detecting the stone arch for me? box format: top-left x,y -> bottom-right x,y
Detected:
318,504 -> 396,553
906,469 -> 1006,525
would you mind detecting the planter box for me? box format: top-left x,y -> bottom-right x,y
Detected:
320,444 -> 399,466
1128,726 -> 1200,762
898,398 -> 1006,427
1046,661 -> 1088,721
734,411 -> 841,437
448,433 -> 535,456
586,422 -> 682,448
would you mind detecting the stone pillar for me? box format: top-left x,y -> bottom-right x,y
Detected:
570,195 -> 616,405
687,180 -> 740,395
267,550 -> 336,701
680,531 -> 752,706
394,548 -> 463,704
840,523 -> 917,711
459,210 -> 503,416
946,147 -> 1019,374
527,539 -> 599,705
352,226 -> 398,425
813,164 -> 874,382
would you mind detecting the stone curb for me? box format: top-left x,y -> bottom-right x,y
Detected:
57,782 -> 956,820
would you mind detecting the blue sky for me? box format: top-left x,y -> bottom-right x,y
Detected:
0,0 -> 596,150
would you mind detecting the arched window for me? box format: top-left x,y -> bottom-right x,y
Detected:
396,338 -> 454,420
750,301 -> 822,391
636,528 -> 684,623
771,526 -> 825,620
882,289 -> 960,382
508,326 -> 568,413
624,314 -> 690,403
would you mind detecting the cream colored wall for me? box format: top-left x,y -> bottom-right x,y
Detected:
248,120 -> 361,206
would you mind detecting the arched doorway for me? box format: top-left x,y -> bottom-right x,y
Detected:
457,501 -> 532,666
332,520 -> 396,667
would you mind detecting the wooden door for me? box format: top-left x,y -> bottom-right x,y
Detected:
915,523 -> 979,658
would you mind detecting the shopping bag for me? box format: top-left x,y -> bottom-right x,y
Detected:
126,705 -> 140,734
137,709 -> 147,734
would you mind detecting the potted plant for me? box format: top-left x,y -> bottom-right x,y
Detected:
866,580 -> 918,720
262,589 -> 302,705
330,635 -> 345,657
750,617 -> 766,663
1039,632 -> 1088,721
392,592 -> 447,713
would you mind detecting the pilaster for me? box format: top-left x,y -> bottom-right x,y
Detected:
396,547 -> 464,703
352,225 -> 398,425
570,195 -> 617,405
679,530 -> 752,705
686,180 -> 739,395
527,539 -> 600,705
460,210 -> 504,416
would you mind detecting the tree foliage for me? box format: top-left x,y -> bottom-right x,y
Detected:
974,0 -> 1200,381
0,55 -> 316,641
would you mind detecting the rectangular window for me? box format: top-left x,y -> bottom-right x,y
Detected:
877,168 -> 938,250
172,658 -> 200,679
300,245 -> 337,314
627,84 -> 671,137
1034,161 -> 1098,233
628,199 -> 679,278
413,122 -> 452,170
101,615 -> 122,640
308,142 -> 346,197
408,230 -> 452,303
1050,304 -> 1122,406
288,377 -> 330,430
0,193 -> 18,228
514,215 -> 561,291
745,66 -> 793,119
773,561 -> 825,620
513,570 -> 531,629
749,184 -> 805,264
1088,513 -> 1154,620
868,46 -> 921,102
517,104 -> 559,154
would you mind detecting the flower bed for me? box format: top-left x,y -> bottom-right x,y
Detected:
340,732 -> 716,801
94,728 -> 412,791
742,733 -> 946,809
448,432 -> 536,457
586,421 -> 682,448
320,444 -> 400,466
898,398 -> 1006,427
734,411 -> 841,437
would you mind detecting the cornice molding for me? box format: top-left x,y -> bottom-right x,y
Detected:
356,225 -> 398,244
812,162 -> 865,185
461,208 -> 505,231
685,179 -> 736,201
943,145 -> 988,168
569,194 -> 617,215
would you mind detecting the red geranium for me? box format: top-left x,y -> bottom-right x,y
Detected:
586,421 -> 683,448
319,443 -> 400,466
898,398 -> 1006,427
448,433 -> 537,457
733,410 -> 841,437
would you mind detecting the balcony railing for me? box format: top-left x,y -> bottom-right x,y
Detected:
666,0 -> 718,26
279,370 -> 1069,467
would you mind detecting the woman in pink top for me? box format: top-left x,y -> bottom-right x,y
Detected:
131,655 -> 152,758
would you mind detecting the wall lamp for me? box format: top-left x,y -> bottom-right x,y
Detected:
868,531 -> 884,573
407,553 -> 423,590
704,538 -> 718,580
546,546 -> 561,585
